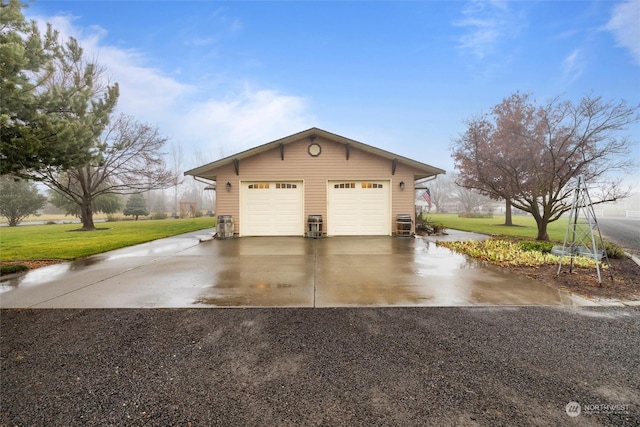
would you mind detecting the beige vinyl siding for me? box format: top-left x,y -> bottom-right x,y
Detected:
213,136 -> 425,235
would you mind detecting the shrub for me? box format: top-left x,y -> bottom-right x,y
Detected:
517,241 -> 553,253
604,242 -> 626,259
106,215 -> 120,222
1,264 -> 29,275
431,223 -> 447,234
152,212 -> 168,220
414,214 -> 447,235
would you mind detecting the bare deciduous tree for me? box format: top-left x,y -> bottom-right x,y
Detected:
452,92 -> 638,240
170,143 -> 185,216
37,114 -> 175,230
427,175 -> 455,213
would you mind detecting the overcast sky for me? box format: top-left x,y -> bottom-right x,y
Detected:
26,0 -> 640,181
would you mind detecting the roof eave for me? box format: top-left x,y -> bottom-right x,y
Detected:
184,127 -> 446,179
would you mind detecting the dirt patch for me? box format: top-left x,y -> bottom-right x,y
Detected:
506,256 -> 640,301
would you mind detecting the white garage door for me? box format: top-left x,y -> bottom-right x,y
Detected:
328,181 -> 391,236
241,181 -> 304,236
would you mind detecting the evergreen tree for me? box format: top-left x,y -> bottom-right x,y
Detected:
0,175 -> 47,226
0,0 -> 118,175
123,193 -> 149,220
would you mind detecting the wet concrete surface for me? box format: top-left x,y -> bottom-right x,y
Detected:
1,230 -> 584,308
598,218 -> 640,259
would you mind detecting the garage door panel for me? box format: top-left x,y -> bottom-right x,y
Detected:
328,181 -> 390,236
241,182 -> 303,236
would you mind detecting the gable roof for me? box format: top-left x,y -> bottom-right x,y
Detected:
184,127 -> 445,180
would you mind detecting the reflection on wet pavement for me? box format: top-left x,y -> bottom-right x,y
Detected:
1,234 -> 581,308
0,263 -> 71,292
193,236 -> 569,308
194,255 -> 314,307
313,239 -> 564,307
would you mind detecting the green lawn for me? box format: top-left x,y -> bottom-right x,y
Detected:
424,213 -> 569,242
0,213 -> 588,263
0,217 -> 216,261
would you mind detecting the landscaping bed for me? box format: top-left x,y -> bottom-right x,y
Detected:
437,238 -> 640,302
507,256 -> 640,302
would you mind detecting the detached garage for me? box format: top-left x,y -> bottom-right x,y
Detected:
185,128 -> 444,237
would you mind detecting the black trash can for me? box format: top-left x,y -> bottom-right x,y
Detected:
396,214 -> 413,237
307,215 -> 323,238
216,215 -> 234,239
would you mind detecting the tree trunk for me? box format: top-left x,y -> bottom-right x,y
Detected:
536,219 -> 550,241
504,199 -> 513,226
80,195 -> 96,230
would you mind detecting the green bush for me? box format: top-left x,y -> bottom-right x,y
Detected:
605,242 -> 626,259
152,212 -> 168,220
106,215 -> 120,222
1,264 -> 29,275
517,241 -> 553,253
431,223 -> 447,234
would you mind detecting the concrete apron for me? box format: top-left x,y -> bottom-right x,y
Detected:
1,232 -> 586,308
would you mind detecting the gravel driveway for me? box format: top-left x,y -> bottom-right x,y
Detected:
2,307 -> 638,426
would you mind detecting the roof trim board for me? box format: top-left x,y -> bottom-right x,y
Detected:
184,127 -> 446,180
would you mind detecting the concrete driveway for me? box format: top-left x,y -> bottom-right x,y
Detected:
0,230 -> 586,308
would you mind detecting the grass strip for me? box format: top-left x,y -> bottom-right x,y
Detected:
0,217 -> 216,261
423,213 -> 568,242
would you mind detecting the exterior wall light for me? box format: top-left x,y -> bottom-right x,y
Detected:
226,181 -> 232,192
399,181 -> 405,191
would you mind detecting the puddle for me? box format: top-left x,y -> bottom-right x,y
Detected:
2,235 -> 582,308
105,239 -> 199,260
315,238 -> 566,307
0,263 -> 71,291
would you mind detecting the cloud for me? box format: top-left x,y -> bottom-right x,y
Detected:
606,0 -> 640,66
183,87 -> 314,157
453,0 -> 522,59
28,12 -> 314,165
562,49 -> 585,83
